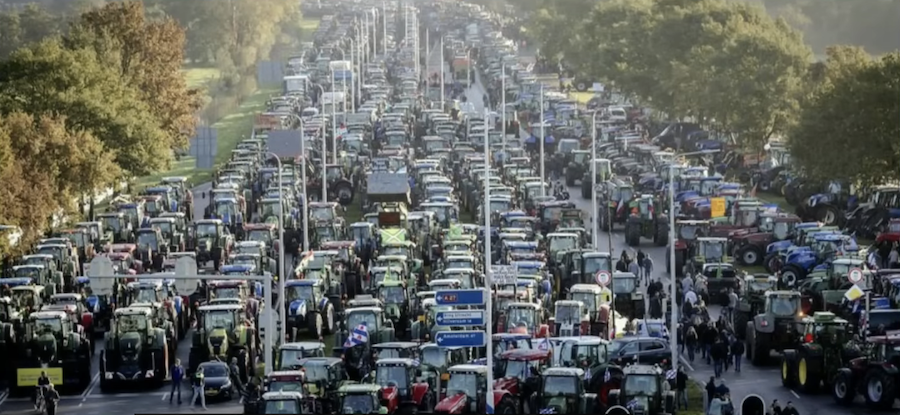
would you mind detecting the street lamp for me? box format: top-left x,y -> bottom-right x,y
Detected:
481,109 -> 495,414
539,84 -> 545,195
439,36 -> 445,110
312,83 -> 327,203
501,63 -> 506,149
265,152 -> 286,345
290,114 -> 311,252
591,112 -> 600,248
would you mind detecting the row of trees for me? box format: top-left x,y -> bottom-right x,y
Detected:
528,0 -> 899,187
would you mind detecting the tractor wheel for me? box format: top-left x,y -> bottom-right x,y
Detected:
496,395 -> 518,415
781,353 -> 796,387
763,252 -> 780,273
334,181 -> 355,206
308,312 -> 324,339
737,245 -> 763,266
780,264 -> 805,288
864,368 -> 897,410
566,174 -> 575,187
625,223 -> 640,247
576,82 -> 587,92
418,392 -> 435,412
600,210 -> 610,232
749,329 -> 770,366
397,404 -> 417,415
654,223 -> 667,247
797,356 -> 821,393
323,303 -> 336,335
582,183 -> 591,199
833,371 -> 856,405
816,205 -> 841,226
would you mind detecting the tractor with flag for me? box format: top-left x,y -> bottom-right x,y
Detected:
494,348 -> 551,413
536,367 -> 599,415
335,305 -> 396,380
624,194 -> 669,247
607,364 -> 676,415
598,179 -> 636,232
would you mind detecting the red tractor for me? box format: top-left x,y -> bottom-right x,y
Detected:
494,349 -> 552,413
833,332 -> 900,410
731,214 -> 801,266
495,302 -> 550,338
375,358 -> 436,413
434,364 -> 519,414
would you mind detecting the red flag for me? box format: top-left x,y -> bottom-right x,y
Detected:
749,184 -> 758,198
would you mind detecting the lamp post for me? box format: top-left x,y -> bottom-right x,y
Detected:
265,152 -> 286,344
482,109 -> 495,414
349,39 -> 356,113
313,83 -> 327,203
382,0 -> 387,55
539,84 -> 545,195
591,112 -> 599,248
501,63 -> 506,149
669,163 -> 678,369
291,114 -> 310,252
439,36 -> 445,110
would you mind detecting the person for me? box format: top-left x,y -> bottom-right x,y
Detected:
703,323 -> 718,364
782,401 -> 799,415
726,288 -> 738,323
628,259 -> 642,284
730,338 -> 744,373
636,250 -> 646,276
170,358 -> 184,404
684,287 -> 699,308
44,384 -> 60,415
230,357 -> 245,404
709,393 -> 727,415
769,399 -> 783,415
715,379 -> 730,397
890,243 -> 900,268
705,376 -> 717,405
191,366 -> 207,409
711,339 -> 728,377
676,367 -> 689,410
643,256 -> 654,282
685,324 -> 698,363
650,292 -> 663,319
34,371 -> 51,408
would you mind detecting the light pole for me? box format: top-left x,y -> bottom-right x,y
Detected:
425,29 -> 429,100
466,49 -> 471,89
669,163 -> 678,370
382,0 -> 387,55
349,38 -> 356,113
265,152 -> 286,344
439,36 -> 445,110
539,84 -> 545,195
501,63 -> 506,149
591,112 -> 599,248
291,114 -> 310,251
482,109 -> 495,414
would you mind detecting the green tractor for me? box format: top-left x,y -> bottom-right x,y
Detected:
733,274 -> 779,340
15,310 -> 92,393
745,291 -> 804,366
597,179 -> 635,231
624,194 -> 669,247
335,305 -> 396,379
189,303 -> 258,379
566,150 -> 590,186
99,306 -> 169,390
780,312 -> 861,394
377,280 -> 411,340
580,158 -> 613,199
607,365 -> 676,415
612,272 -> 644,320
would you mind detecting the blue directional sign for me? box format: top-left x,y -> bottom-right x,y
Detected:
435,330 -> 486,347
435,310 -> 485,326
434,289 -> 485,306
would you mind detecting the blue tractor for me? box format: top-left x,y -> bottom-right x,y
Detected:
762,224 -> 837,273
284,279 -> 336,341
779,234 -> 859,287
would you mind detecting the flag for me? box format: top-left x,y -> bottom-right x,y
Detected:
584,369 -> 592,381
411,358 -> 420,366
749,183 -> 758,198
666,369 -> 677,380
616,197 -> 626,216
343,323 -> 369,348
538,338 -> 551,350
626,399 -> 639,410
539,408 -> 556,414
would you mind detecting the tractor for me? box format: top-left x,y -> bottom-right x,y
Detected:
189,303 -> 258,379
537,367 -> 599,414
134,227 -> 168,272
377,280 -> 411,340
374,358 -> 436,413
335,306 -> 396,379
781,312 -> 860,394
733,274 -> 779,339
550,300 -> 590,337
607,365 -> 676,415
284,278 -> 336,340
612,272 -> 644,320
565,150 -> 590,186
691,237 -> 730,270
98,306 -> 169,390
433,364 -> 519,414
832,332 -> 900,410
336,384 -> 388,414
732,214 -> 801,267
666,220 -> 708,277
493,348 -> 551,413
624,194 -> 668,247
15,310 -> 92,393
745,291 -> 804,366
597,179 -> 635,232
188,219 -> 234,271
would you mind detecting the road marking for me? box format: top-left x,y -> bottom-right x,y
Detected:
81,373 -> 99,400
0,389 -> 7,406
790,390 -> 800,399
679,356 -> 694,371
162,392 -> 169,401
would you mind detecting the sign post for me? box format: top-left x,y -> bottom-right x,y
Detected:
491,265 -> 517,285
848,268 -> 863,285
596,270 -> 611,286
710,197 -> 727,218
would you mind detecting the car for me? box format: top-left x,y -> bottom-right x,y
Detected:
608,336 -> 671,366
198,361 -> 235,401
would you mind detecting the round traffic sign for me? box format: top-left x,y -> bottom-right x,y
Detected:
596,271 -> 611,286
848,268 -> 863,284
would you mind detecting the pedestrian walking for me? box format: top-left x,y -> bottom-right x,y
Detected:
636,250 -> 646,278
191,366 -> 207,409
711,339 -> 728,377
170,358 -> 184,404
730,338 -> 744,373
44,384 -> 60,415
705,376 -> 716,405
769,400 -> 783,415
726,288 -> 738,325
643,256 -> 653,283
782,401 -> 799,415
628,256 -> 641,280
676,367 -> 689,410
703,323 -> 718,364
229,357 -> 245,404
685,325 -> 698,363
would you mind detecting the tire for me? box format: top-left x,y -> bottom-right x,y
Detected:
750,330 -> 770,366
576,82 -> 587,92
566,174 -> 575,187
654,223 -> 667,247
737,245 -> 763,267
816,205 -> 841,226
625,223 -> 640,247
308,312 -> 323,339
780,264 -> 805,288
864,368 -> 897,410
323,303 -> 335,335
496,395 -> 518,415
763,252 -> 780,273
334,181 -> 355,206
833,371 -> 856,405
797,356 -> 820,393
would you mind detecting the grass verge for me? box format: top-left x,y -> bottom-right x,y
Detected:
182,66 -> 222,90
682,381 -> 706,415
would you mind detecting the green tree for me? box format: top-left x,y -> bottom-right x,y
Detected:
0,39 -> 169,176
789,53 -> 900,185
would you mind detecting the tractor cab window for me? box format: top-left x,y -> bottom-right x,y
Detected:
264,399 -> 299,415
583,256 -> 611,276
679,225 -> 699,240
767,296 -> 799,317
280,349 -> 324,370
556,304 -> 580,321
507,307 -> 536,331
549,237 -> 576,252
543,375 -> 578,396
347,312 -> 377,332
216,201 -> 237,218
700,180 -> 718,196
612,277 -> 637,294
446,372 -> 481,400
379,286 -> 405,304
301,361 -> 331,383
336,248 -> 350,262
12,290 -> 36,309
326,167 -> 342,182
773,221 -> 790,240
247,229 -> 272,244
211,286 -> 240,300
31,317 -> 63,336
310,207 -> 335,222
571,292 -> 597,311
639,199 -> 650,215
376,364 -> 410,390
137,232 -> 159,251
287,285 -> 315,304
542,207 -> 563,222
493,339 -> 530,356
421,347 -> 447,368
196,223 -> 218,239
700,242 -> 724,260
117,314 -> 148,332
315,226 -> 336,240
614,186 -> 634,202
134,287 -> 160,303
340,394 -> 376,414
575,344 -> 604,365
811,323 -> 846,344
153,221 -> 173,237
14,267 -> 41,281
625,374 -> 658,396
831,262 -> 857,278
102,216 -> 122,232
204,310 -> 236,330
503,358 -> 542,380
740,209 -> 759,227
351,227 -> 372,241
260,202 -> 279,219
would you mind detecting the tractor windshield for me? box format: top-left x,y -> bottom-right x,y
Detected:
117,314 -> 147,332
701,242 -> 724,260
134,287 -> 160,303
612,277 -> 637,294
375,365 -> 408,389
153,221 -> 173,236
421,347 -> 447,368
490,200 -> 511,213
768,296 -> 800,317
679,225 -> 699,240
542,207 -> 564,221
773,221 -> 791,240
216,201 -> 237,218
556,305 -> 580,322
813,323 -> 847,344
101,216 -> 122,232
571,292 -> 597,311
351,226 -> 371,241
543,375 -> 578,395
14,267 -> 41,281
12,290 -> 36,308
614,186 -> 634,202
211,286 -> 241,299
831,262 -> 859,278
347,312 -> 377,332
195,223 -> 218,239
280,349 -> 324,370
286,285 -> 314,304
340,394 -> 377,414
549,237 -> 577,252
300,361 -> 330,383
446,372 -> 479,399
203,310 -> 236,330
583,256 -> 612,275
137,232 -> 159,251
507,307 -> 536,331
503,359 -> 540,380
310,207 -> 335,222
378,286 -> 405,304
624,374 -> 658,396
31,317 -> 63,336
260,202 -> 279,219
264,399 -> 299,414
246,230 -> 272,244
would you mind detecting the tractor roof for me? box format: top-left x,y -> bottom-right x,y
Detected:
448,364 -> 487,374
198,304 -> 243,312
338,384 -> 382,394
543,367 -> 584,377
262,391 -> 303,400
30,310 -> 67,320
498,348 -> 551,361
115,307 -> 153,316
623,364 -> 663,375
375,358 -> 417,367
280,341 -> 325,351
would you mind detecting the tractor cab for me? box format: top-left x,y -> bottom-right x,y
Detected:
494,348 -> 550,408
373,358 -> 432,413
97,212 -> 131,244
694,237 -> 729,266
612,272 -> 644,319
799,311 -> 849,345
263,370 -> 304,393
337,384 -> 385,415
500,302 -> 549,337
10,284 -> 45,310
377,280 -> 410,324
207,280 -> 252,303
258,391 -> 303,415
309,202 -> 344,228
277,342 -> 327,370
547,233 -> 580,263
551,300 -> 590,337
242,223 -> 277,252
538,367 -> 597,414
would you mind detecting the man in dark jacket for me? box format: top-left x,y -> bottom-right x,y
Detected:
676,368 -> 689,410
702,324 -> 719,364
45,384 -> 60,415
649,292 -> 663,319
711,339 -> 728,378
730,339 -> 745,373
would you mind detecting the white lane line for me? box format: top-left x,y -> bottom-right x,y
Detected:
790,390 -> 800,399
162,392 -> 169,401
81,372 -> 100,400
0,389 -> 8,406
679,356 -> 695,371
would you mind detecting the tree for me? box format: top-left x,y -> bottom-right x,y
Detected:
0,39 -> 170,176
789,53 -> 900,186
70,1 -> 202,152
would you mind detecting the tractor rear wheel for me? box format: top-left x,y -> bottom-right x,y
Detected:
780,354 -> 796,388
797,356 -> 821,393
653,223 -> 667,246
833,371 -> 856,405
737,245 -> 763,266
625,223 -> 640,247
780,264 -> 805,288
496,395 -> 518,414
864,368 -> 897,410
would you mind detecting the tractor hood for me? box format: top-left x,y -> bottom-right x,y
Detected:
766,240 -> 793,254
118,331 -> 142,358
434,392 -> 468,413
732,230 -> 771,243
728,227 -> 760,239
207,327 -> 229,357
289,299 -> 306,316
493,376 -> 519,395
381,386 -> 399,403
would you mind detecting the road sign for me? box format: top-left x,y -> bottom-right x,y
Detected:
435,310 -> 485,326
435,289 -> 485,306
710,197 -> 727,218
848,268 -> 863,284
435,330 -> 486,347
596,270 -> 611,286
492,265 -> 517,285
